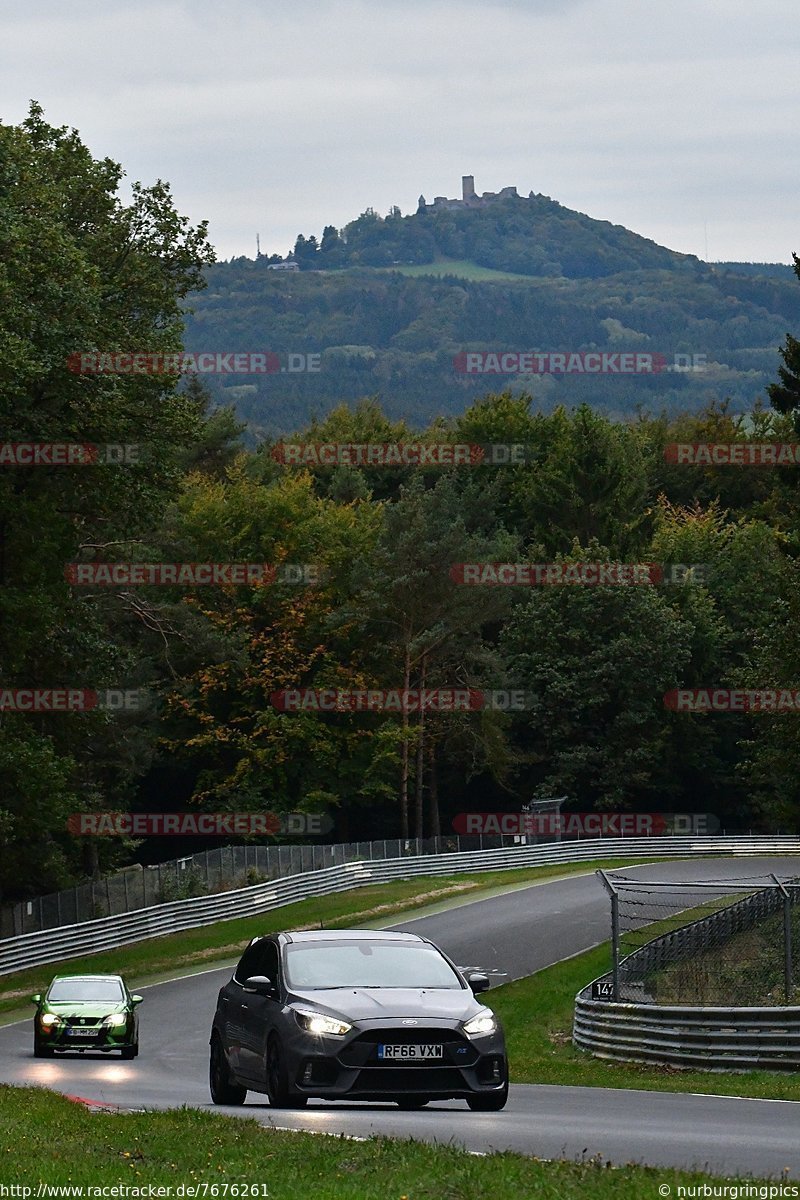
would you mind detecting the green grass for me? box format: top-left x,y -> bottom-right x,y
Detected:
493,942 -> 800,1100
377,257 -> 544,283
0,1084 -> 769,1194
648,906 -> 800,1006
0,859 -> 663,1020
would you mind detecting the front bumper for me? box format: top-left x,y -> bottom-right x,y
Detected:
284,1019 -> 508,1100
37,1020 -> 135,1051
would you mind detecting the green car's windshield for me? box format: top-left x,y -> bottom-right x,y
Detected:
47,979 -> 124,1003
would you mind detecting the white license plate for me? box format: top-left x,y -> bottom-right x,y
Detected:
66,1027 -> 99,1037
377,1044 -> 443,1060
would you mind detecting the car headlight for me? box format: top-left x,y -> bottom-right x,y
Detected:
104,1013 -> 128,1028
294,1009 -> 352,1036
39,1013 -> 61,1027
463,1010 -> 497,1037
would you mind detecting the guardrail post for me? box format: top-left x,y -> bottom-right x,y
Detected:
773,875 -> 793,1003
597,869 -> 620,1000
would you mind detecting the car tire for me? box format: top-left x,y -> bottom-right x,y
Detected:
33,1036 -> 54,1058
209,1034 -> 247,1105
121,1042 -> 138,1060
466,1083 -> 509,1112
266,1036 -> 307,1109
395,1097 -> 429,1110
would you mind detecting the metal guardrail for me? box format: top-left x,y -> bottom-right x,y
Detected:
573,994 -> 800,1070
574,865 -> 800,1069
3,835 -> 800,978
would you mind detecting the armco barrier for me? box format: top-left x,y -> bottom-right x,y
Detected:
3,836 -> 800,977
573,993 -> 800,1070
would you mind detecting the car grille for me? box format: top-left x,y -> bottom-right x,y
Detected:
338,1027 -> 478,1069
350,1067 -> 470,1093
63,1016 -> 102,1028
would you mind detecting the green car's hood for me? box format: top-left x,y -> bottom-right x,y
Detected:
43,999 -> 128,1016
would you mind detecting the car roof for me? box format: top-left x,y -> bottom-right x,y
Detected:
49,974 -> 124,983
275,929 -> 425,944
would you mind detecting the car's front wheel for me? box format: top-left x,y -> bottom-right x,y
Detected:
266,1037 -> 307,1109
33,1034 -> 54,1059
466,1082 -> 508,1112
209,1034 -> 247,1105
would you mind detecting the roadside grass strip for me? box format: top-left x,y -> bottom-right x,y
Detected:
493,943 -> 800,1101
0,859 -> 663,1020
0,1084 -> 773,1197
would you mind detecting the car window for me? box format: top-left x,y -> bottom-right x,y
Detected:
47,979 -> 124,1003
283,941 -> 462,989
234,940 -> 277,984
261,940 -> 279,982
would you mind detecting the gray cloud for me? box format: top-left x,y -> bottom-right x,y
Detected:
0,0 -> 798,262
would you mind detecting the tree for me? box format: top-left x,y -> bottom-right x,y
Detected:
0,103 -> 213,897
768,253 -> 800,428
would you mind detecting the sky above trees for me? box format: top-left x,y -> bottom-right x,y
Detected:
1,0 -> 797,263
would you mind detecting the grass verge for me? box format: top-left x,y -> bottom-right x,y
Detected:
494,942 -> 800,1100
0,858 -> 663,1020
0,1084 -> 766,1195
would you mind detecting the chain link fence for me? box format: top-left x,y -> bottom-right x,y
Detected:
0,833 -> 543,938
598,870 -> 800,1005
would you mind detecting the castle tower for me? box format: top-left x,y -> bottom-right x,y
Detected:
462,175 -> 475,202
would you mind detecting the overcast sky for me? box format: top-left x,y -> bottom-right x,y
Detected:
2,0 -> 797,264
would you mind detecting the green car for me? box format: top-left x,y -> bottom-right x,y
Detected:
31,974 -> 142,1059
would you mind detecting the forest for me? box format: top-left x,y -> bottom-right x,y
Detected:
3,106 -> 800,902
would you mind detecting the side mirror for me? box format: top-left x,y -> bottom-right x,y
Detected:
467,972 -> 490,994
243,975 -> 278,998
30,994 -> 41,1005
131,995 -> 143,1006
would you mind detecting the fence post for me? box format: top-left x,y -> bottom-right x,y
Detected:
772,875 -> 793,1003
597,869 -> 620,1000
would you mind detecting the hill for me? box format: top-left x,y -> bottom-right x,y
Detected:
181,190 -> 799,437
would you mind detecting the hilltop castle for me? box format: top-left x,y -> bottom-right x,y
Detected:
417,175 -> 519,213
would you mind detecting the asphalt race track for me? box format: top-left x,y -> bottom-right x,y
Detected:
2,856 -> 800,1177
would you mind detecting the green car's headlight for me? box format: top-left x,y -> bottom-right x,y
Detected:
462,1010 -> 497,1038
39,1013 -> 61,1027
295,1009 -> 352,1036
104,1013 -> 128,1028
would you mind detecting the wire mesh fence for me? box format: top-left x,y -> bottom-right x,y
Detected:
0,832 -> 541,939
598,871 -> 800,1005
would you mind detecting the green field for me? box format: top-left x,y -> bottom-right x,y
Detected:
0,1085 -> 766,1195
377,257 -> 546,283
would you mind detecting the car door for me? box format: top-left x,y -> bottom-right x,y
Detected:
222,942 -> 266,1077
237,939 -> 281,1082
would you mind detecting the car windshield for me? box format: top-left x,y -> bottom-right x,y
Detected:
284,941 -> 463,989
47,979 -> 124,1003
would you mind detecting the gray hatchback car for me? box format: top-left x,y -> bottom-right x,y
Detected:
209,929 -> 508,1110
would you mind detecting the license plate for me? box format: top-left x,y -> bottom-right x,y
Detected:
66,1027 -> 99,1038
377,1044 -> 443,1060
